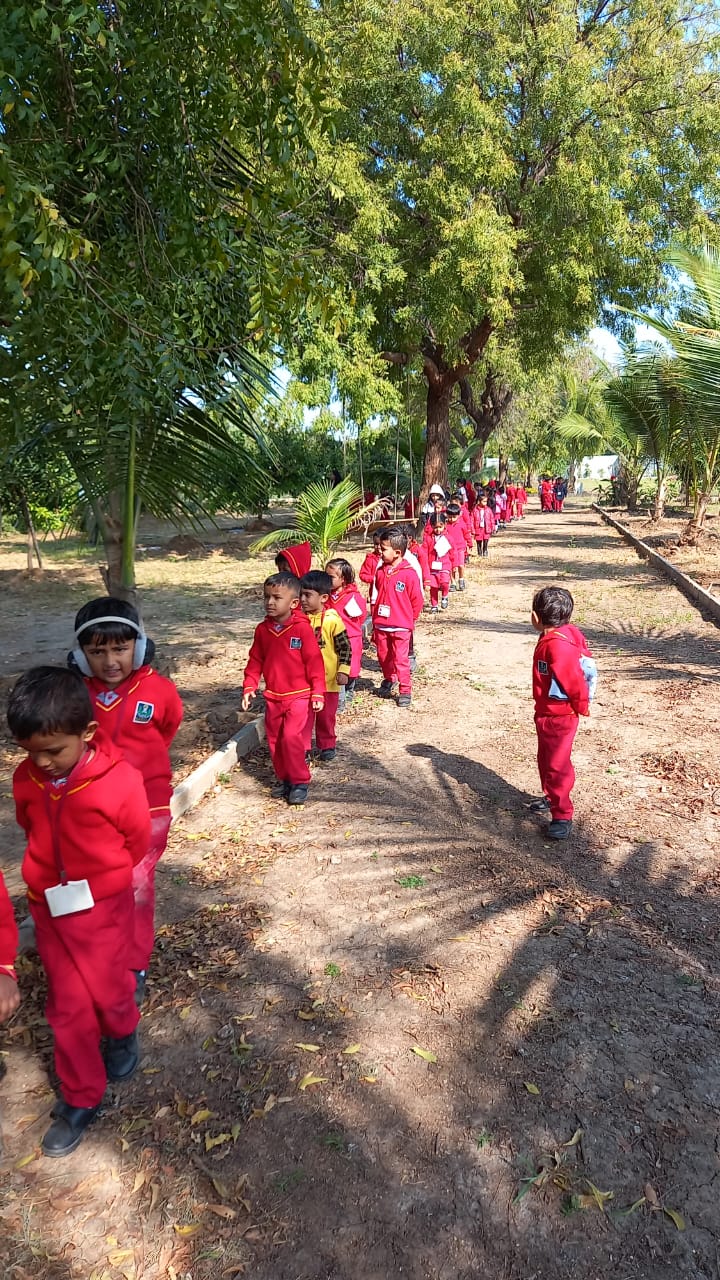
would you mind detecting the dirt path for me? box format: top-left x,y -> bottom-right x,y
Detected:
3,504 -> 720,1280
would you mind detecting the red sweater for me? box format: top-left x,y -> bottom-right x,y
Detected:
445,519 -> 466,566
533,624 -> 592,718
472,506 -> 496,538
330,584 -> 368,642
0,872 -> 18,973
359,549 -> 381,586
372,559 -> 423,630
14,746 -> 150,902
243,610 -> 326,701
86,667 -> 183,810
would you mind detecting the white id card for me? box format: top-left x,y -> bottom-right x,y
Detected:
44,880 -> 95,918
431,560 -> 443,571
377,603 -> 391,618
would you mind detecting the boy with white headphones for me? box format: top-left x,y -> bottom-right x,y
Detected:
70,598 -> 183,1005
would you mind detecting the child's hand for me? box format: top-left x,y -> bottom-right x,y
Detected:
336,673 -> 349,686
0,973 -> 20,1022
311,697 -> 325,711
241,691 -> 254,712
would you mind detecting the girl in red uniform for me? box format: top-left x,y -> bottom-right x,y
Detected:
9,667 -> 150,1156
423,513 -> 453,611
275,541 -> 312,578
472,494 -> 496,556
444,503 -> 467,591
71,598 -> 183,1005
325,558 -> 368,704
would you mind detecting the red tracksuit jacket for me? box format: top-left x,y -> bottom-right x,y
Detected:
330,584 -> 368,642
458,505 -> 473,547
243,610 -> 326,701
14,746 -> 150,902
372,560 -> 424,630
445,519 -> 466,568
423,533 -> 453,585
86,667 -> 183,810
359,549 -> 381,586
472,506 -> 496,539
533,624 -> 591,718
0,872 -> 18,975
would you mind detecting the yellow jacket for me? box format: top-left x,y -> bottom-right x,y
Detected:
305,607 -> 352,693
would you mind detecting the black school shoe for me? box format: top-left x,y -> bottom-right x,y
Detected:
547,819 -> 572,840
105,1029 -> 140,1083
317,748 -> 336,762
287,784 -> 309,806
526,797 -> 550,814
270,780 -> 289,798
378,680 -> 394,698
42,1099 -> 100,1158
397,694 -> 412,708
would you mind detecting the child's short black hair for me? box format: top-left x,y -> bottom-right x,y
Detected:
301,570 -> 333,596
429,512 -> 446,528
380,526 -> 408,553
446,503 -> 460,517
326,557 -> 355,585
372,530 -> 382,545
533,586 -> 574,627
74,597 -> 140,647
264,572 -> 301,595
8,667 -> 94,739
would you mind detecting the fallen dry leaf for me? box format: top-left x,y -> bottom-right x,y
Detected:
411,1045 -> 437,1063
524,1082 -> 540,1095
663,1207 -> 686,1231
298,1073 -> 328,1091
342,1043 -> 361,1055
294,1043 -> 321,1052
174,1223 -> 201,1237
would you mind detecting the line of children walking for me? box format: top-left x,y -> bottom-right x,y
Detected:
4,597 -> 184,1158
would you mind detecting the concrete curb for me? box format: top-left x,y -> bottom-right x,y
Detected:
171,714 -> 265,819
592,504 -> 720,627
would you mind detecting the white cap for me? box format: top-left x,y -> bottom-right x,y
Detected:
429,484 -> 445,496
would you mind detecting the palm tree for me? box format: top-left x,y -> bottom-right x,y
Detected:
249,477 -> 383,564
626,243 -> 720,542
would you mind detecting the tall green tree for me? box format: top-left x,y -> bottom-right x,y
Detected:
301,0 -> 720,494
0,0 -> 326,597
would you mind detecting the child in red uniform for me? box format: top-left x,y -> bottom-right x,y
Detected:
423,513 -> 453,611
472,494 -> 496,557
530,587 -> 593,840
444,503 -> 467,591
242,572 -> 326,805
516,483 -> 528,517
71,598 -> 183,1006
275,541 -> 312,578
8,667 -> 150,1157
0,872 -> 20,1022
359,533 -> 382,595
326,558 -> 368,704
301,571 -> 352,760
372,527 -> 424,708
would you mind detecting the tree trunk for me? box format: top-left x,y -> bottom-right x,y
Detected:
652,476 -> 667,522
97,423 -> 138,603
420,379 -> 453,497
458,372 -> 512,475
19,490 -> 43,572
682,490 -> 710,545
498,454 -> 508,484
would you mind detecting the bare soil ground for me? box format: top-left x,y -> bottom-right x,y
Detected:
2,503 -> 720,1279
612,506 -> 720,595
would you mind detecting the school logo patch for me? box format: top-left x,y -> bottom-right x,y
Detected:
133,701 -> 155,724
395,581 -> 406,592
538,660 -> 548,674
289,637 -> 302,650
96,689 -> 121,709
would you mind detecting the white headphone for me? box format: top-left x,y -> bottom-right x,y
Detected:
72,615 -> 149,677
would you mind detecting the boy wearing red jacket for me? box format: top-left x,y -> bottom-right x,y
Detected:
530,587 -> 593,840
423,512 -> 453,611
71,597 -> 183,1006
372,528 -> 424,708
8,667 -> 150,1157
242,572 -> 326,805
0,872 -> 20,1022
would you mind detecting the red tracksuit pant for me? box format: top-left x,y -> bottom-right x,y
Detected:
304,692 -> 339,751
375,629 -> 412,695
264,695 -> 312,785
130,810 -> 172,972
535,713 -> 578,820
30,887 -> 139,1107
